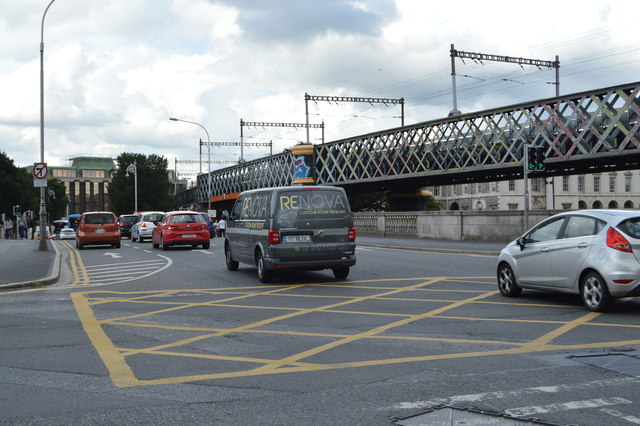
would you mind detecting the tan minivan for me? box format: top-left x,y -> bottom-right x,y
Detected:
76,211 -> 121,249
224,186 -> 356,282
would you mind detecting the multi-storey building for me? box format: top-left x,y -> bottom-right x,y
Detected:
49,156 -> 116,215
432,171 -> 640,211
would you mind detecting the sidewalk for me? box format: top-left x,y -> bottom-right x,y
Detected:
0,236 -> 507,289
357,235 -> 507,256
0,239 -> 60,289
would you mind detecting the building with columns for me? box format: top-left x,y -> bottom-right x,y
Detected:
49,156 -> 116,215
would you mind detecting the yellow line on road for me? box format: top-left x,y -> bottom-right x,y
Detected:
70,292 -> 138,387
59,240 -> 89,285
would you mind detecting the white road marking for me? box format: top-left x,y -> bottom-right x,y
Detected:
103,252 -> 121,258
600,408 -> 640,424
198,251 -> 213,254
506,397 -> 631,417
383,377 -> 638,410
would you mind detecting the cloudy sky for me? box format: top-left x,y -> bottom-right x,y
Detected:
1,0 -> 639,179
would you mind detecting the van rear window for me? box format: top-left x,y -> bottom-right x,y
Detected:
276,190 -> 349,219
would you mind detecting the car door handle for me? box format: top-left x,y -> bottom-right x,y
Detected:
577,242 -> 589,248
540,247 -> 549,253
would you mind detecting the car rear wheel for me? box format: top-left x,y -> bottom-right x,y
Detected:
581,271 -> 612,312
138,236 -> 144,243
225,245 -> 239,271
256,251 -> 273,283
160,235 -> 169,251
202,241 -> 210,249
152,239 -> 159,249
333,267 -> 350,279
497,263 -> 522,297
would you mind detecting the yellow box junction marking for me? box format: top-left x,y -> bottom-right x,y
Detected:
71,278 -> 640,387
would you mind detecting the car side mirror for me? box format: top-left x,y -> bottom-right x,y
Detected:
516,236 -> 527,251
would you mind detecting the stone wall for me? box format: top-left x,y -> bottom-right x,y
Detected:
353,210 -> 561,242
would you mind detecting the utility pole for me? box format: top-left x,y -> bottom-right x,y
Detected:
449,44 -> 560,114
304,94 -> 404,143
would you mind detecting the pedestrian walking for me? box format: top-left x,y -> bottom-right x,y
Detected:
18,215 -> 28,240
4,217 -> 14,239
213,220 -> 219,238
218,217 -> 226,238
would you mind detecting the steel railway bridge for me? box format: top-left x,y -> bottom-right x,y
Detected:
176,81 -> 640,211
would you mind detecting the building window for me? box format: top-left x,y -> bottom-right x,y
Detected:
491,182 -> 497,192
52,169 -> 76,178
562,176 -> 569,192
531,178 -> 539,192
562,203 -> 572,209
578,176 -> 585,193
625,175 -> 631,193
508,203 -> 518,210
594,176 -> 600,193
609,175 -> 616,193
508,180 -> 515,191
433,186 -> 440,196
82,170 -> 106,178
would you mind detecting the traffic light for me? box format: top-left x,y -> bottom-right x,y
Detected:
12,205 -> 20,216
534,147 -> 546,171
526,146 -> 546,172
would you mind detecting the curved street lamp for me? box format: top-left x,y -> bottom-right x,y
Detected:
125,160 -> 138,213
38,0 -> 56,251
169,117 -> 212,210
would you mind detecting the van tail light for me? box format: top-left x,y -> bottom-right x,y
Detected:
268,229 -> 280,244
607,227 -> 632,253
348,227 -> 356,242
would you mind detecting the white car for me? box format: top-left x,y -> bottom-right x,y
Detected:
497,209 -> 640,312
130,212 -> 164,242
58,227 -> 76,240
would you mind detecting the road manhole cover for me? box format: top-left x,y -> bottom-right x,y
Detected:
570,353 -> 640,377
393,406 -> 560,425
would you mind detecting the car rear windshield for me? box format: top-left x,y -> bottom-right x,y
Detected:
120,216 -> 137,224
170,214 -> 203,223
618,218 -> 640,239
85,214 -> 115,225
275,189 -> 350,220
142,214 -> 163,222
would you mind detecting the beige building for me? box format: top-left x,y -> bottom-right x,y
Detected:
432,171 -> 640,211
50,156 -> 116,215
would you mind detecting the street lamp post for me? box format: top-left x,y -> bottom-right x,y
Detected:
38,0 -> 56,251
126,161 -> 138,213
169,117 -> 212,211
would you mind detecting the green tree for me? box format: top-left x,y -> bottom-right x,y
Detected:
346,190 -> 389,212
0,151 -> 39,218
110,153 -> 174,215
45,178 -> 70,220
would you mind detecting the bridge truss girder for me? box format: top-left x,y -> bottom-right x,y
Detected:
176,81 -> 640,207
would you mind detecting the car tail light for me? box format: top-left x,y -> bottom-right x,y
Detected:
268,229 -> 280,244
141,222 -> 147,228
348,227 -> 356,242
165,226 -> 175,230
607,227 -> 632,253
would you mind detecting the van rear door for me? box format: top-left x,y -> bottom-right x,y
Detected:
274,187 -> 353,260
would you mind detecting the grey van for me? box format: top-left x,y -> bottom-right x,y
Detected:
224,186 -> 357,282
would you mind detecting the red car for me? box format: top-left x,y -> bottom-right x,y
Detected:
152,210 -> 210,250
76,211 -> 121,249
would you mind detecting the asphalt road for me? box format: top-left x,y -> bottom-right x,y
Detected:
1,239 -> 640,425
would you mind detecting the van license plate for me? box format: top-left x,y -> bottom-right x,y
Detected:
284,235 -> 310,243
182,234 -> 196,238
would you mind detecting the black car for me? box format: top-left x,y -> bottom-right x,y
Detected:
117,214 -> 138,238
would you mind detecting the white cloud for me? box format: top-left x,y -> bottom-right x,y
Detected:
0,0 -> 639,174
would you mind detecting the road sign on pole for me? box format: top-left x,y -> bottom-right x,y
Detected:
33,162 -> 48,188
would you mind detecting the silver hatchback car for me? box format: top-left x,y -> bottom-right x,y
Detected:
497,209 -> 640,311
